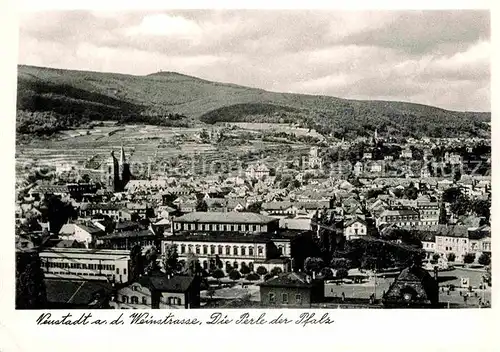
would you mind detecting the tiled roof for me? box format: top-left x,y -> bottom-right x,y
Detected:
101,229 -> 156,240
259,272 -> 312,288
174,212 -> 277,224
138,273 -> 195,293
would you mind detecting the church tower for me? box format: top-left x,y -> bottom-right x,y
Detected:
106,151 -> 120,192
119,145 -> 131,191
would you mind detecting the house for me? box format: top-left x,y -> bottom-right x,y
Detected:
376,209 -> 420,227
59,223 -> 105,248
353,162 -> 363,176
434,225 -> 469,260
246,163 -> 270,180
100,229 -> 160,251
416,196 -> 440,226
258,272 -> 323,307
344,217 -> 368,240
400,148 -> 413,159
110,273 -> 200,309
80,203 -> 133,222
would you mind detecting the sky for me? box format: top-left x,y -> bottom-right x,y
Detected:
18,10 -> 491,112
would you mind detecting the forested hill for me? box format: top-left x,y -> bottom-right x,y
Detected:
16,65 -> 490,139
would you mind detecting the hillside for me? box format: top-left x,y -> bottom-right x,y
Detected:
16,65 -> 490,139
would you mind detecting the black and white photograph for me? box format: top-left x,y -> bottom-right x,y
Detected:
13,8 -> 492,312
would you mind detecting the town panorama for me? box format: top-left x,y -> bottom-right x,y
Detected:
15,10 -> 491,310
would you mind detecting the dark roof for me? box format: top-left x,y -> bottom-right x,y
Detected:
259,272 -> 312,289
174,211 -> 277,224
45,279 -> 112,305
138,274 -> 195,293
76,223 -> 104,234
101,229 -> 156,240
54,239 -> 86,248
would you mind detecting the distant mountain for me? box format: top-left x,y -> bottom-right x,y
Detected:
16,65 -> 490,139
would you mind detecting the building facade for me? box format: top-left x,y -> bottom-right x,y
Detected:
39,248 -> 130,283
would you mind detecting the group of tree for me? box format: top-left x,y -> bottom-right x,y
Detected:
442,187 -> 491,222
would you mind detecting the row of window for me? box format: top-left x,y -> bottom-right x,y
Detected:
120,295 -> 183,306
269,292 -> 302,304
384,215 -> 419,221
45,262 -> 116,271
175,222 -> 262,232
121,295 -> 148,305
178,244 -> 264,257
45,270 -> 107,277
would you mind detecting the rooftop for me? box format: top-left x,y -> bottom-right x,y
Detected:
174,211 -> 277,224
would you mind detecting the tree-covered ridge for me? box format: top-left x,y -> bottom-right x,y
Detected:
16,65 -> 490,138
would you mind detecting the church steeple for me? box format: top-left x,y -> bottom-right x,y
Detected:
120,144 -> 126,164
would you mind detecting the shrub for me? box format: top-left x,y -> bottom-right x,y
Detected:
330,257 -> 351,270
320,267 -> 334,279
240,264 -> 251,275
336,268 -> 349,279
245,273 -> 260,281
229,269 -> 242,281
270,267 -> 283,277
463,253 -> 476,264
478,252 -> 491,266
263,273 -> 274,281
212,269 -> 225,280
225,264 -> 233,274
447,253 -> 456,262
256,266 -> 268,276
304,257 -> 325,273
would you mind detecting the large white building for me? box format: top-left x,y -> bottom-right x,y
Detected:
162,234 -> 291,273
39,248 -> 130,283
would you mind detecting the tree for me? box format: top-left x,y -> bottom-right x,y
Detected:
404,182 -> 418,200
442,187 -> 462,204
212,269 -> 225,281
229,269 -> 242,281
447,253 -> 456,262
330,257 -> 351,270
449,194 -> 471,217
304,257 -> 325,273
240,263 -> 251,275
196,199 -> 208,212
439,202 -> 447,224
263,273 -> 274,281
431,253 -> 441,264
335,268 -> 349,280
130,244 -> 144,281
246,273 -> 260,281
215,255 -> 223,269
478,252 -> 491,266
463,253 -> 476,264
256,266 -> 268,276
16,251 -> 47,309
182,253 -> 201,276
320,267 -> 334,279
162,244 -> 179,274
270,267 -> 283,277
246,201 -> 262,213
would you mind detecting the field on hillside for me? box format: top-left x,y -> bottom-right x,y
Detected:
15,123 -> 311,182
